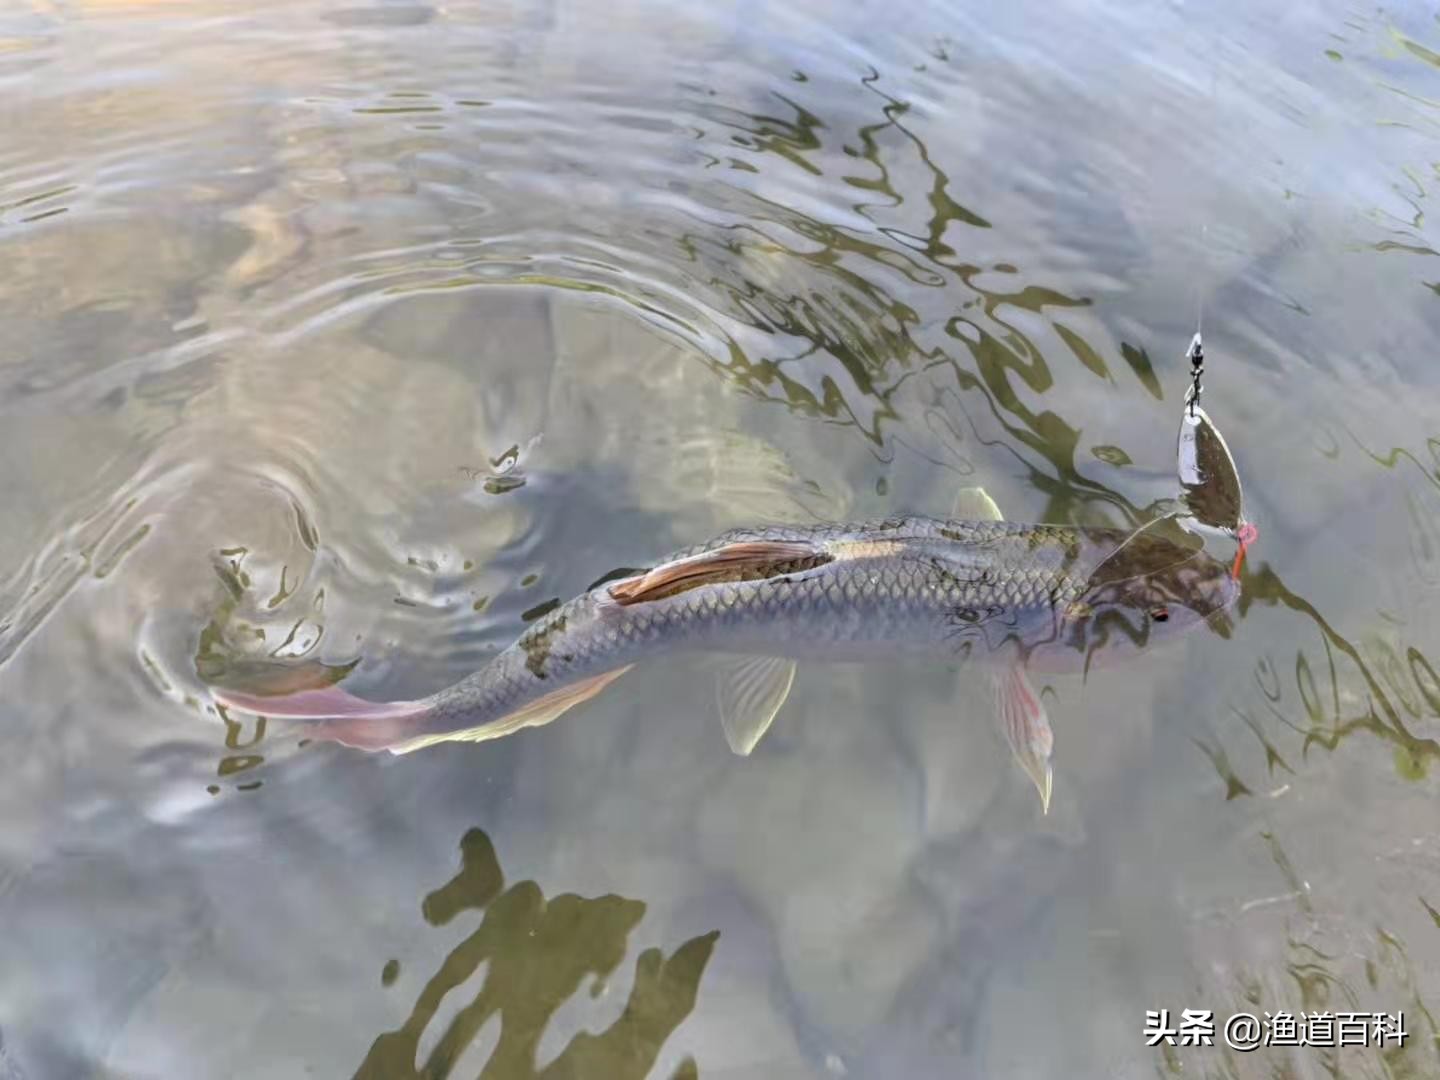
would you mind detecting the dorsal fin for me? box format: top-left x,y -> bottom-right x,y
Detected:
607,540 -> 830,606
953,486 -> 1003,522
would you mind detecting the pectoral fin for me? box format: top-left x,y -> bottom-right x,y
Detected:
953,486 -> 1004,522
992,664 -> 1054,813
715,655 -> 797,755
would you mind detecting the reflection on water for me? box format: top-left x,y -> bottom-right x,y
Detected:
2,0 -> 1440,1076
357,828 -> 715,1080
1156,826 -> 1440,1079
1200,419 -> 1440,790
1230,559 -> 1440,778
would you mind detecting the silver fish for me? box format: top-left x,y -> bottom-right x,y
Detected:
215,485 -> 1246,813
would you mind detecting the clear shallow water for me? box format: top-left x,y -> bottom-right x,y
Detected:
3,0 -> 1440,1076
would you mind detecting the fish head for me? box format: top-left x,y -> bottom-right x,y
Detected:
1045,519 -> 1243,670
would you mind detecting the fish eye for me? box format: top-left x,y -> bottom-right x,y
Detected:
1150,607 -> 1170,622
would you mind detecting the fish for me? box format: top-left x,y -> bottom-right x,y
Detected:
214,482 -> 1248,814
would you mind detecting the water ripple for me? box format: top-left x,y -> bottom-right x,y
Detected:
7,2 -> 1440,1075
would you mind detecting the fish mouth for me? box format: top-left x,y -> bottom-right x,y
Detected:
1199,555 -> 1246,637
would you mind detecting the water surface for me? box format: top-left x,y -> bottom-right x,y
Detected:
3,0 -> 1440,1076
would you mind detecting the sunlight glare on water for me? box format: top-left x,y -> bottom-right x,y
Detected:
2,0 -> 1440,1076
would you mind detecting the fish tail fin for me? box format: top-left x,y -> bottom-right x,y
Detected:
213,685 -> 431,752
214,665 -> 633,754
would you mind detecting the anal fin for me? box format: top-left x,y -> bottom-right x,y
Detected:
714,655 -> 797,755
387,665 -> 634,755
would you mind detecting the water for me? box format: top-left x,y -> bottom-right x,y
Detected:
3,0 -> 1439,1076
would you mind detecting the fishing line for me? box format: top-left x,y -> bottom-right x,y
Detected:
1187,191 -> 1210,417
1194,223 -> 1207,339
1186,52 -> 1221,417
1173,42 -> 1257,557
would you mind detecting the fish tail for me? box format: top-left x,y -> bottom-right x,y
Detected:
213,663 -> 634,754
212,685 -> 432,751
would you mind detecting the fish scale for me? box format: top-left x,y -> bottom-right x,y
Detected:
415,516 -> 1195,741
